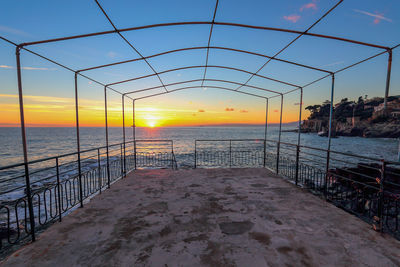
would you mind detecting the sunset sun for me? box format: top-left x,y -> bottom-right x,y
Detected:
145,115 -> 158,128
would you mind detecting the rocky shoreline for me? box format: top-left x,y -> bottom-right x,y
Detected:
300,121 -> 400,138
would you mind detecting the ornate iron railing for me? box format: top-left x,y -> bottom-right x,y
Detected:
195,138 -> 400,240
0,139 -> 176,251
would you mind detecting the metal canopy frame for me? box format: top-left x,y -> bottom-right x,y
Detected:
1,0 -> 399,242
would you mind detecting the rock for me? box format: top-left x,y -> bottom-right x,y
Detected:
219,221 -> 254,235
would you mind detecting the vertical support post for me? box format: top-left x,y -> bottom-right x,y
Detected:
56,157 -> 62,222
132,100 -> 137,170
120,143 -> 123,178
74,72 -> 83,208
104,86 -> 111,188
229,140 -> 232,168
325,74 -> 335,198
97,148 -> 102,194
194,140 -> 197,169
263,98 -> 268,168
295,88 -> 303,185
122,95 -> 126,177
378,160 -> 386,232
383,49 -> 392,113
170,141 -> 174,169
276,94 -> 284,174
16,46 -> 36,241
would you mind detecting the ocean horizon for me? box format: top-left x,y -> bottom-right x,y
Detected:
1,126 -> 398,168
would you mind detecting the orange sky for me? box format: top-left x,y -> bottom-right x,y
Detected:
0,94 -> 307,127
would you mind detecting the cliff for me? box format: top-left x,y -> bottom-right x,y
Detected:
301,95 -> 400,138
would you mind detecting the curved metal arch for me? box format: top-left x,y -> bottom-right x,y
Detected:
133,85 -> 267,101
107,65 -> 301,89
78,46 -> 331,74
20,21 -> 389,50
123,78 -> 282,97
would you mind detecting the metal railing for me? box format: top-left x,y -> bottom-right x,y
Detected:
194,138 -> 400,240
0,139 -> 176,251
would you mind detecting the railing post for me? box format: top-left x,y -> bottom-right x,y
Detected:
229,140 -> 232,168
324,150 -> 330,198
16,46 -> 35,241
97,148 -> 102,194
276,94 -> 284,173
74,72 -> 83,208
104,86 -> 111,188
120,143 -> 124,178
56,157 -> 62,222
378,160 -> 386,232
263,140 -> 266,168
194,140 -> 197,169
170,141 -> 174,169
295,145 -> 300,185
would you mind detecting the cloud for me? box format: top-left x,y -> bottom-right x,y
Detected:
354,9 -> 392,24
22,67 -> 54,70
198,109 -> 205,112
225,107 -> 235,112
300,2 -> 317,12
283,15 -> 301,23
293,102 -> 304,106
0,25 -> 32,37
321,61 -> 345,68
1,65 -> 55,71
107,51 -> 118,58
274,109 -> 279,113
240,110 -> 248,113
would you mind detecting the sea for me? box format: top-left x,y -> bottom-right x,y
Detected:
1,126 -> 399,168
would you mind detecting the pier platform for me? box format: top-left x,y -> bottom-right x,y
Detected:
2,168 -> 399,266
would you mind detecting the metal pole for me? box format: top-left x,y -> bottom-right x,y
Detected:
276,94 -> 283,173
74,72 -> 84,208
378,160 -> 386,232
229,140 -> 232,168
104,86 -> 111,188
122,95 -> 126,177
56,157 -> 62,222
325,74 -> 335,197
120,143 -> 123,178
97,148 -> 102,194
170,141 -> 174,169
295,88 -> 303,185
263,98 -> 268,168
383,49 -> 392,113
16,46 -> 36,242
133,100 -> 137,170
194,140 -> 197,169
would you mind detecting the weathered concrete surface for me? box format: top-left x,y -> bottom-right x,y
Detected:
2,168 -> 400,267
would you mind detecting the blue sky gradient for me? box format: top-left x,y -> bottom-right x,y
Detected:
0,0 -> 399,126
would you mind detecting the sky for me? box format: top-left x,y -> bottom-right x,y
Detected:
0,0 -> 399,127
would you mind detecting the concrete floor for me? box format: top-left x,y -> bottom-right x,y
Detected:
1,168 -> 400,267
